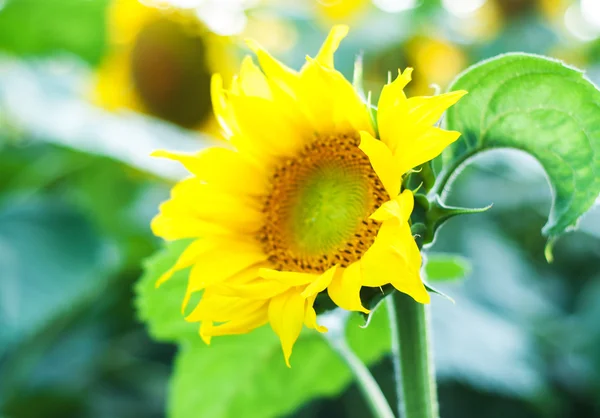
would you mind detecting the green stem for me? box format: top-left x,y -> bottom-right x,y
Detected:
428,148 -> 476,200
386,292 -> 438,418
323,313 -> 396,418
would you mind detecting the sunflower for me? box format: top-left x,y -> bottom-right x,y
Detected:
95,0 -> 234,131
152,26 -> 466,366
315,0 -> 371,23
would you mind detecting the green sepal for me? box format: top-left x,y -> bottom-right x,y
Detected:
423,196 -> 492,246
358,282 -> 455,327
424,283 -> 455,304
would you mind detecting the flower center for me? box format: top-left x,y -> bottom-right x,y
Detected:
259,133 -> 389,274
131,18 -> 212,129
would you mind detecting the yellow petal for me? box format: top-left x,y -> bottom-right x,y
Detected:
228,94 -> 306,158
304,294 -> 327,333
167,181 -> 263,234
200,320 -> 213,345
373,219 -> 421,272
151,148 -> 268,196
390,272 -> 430,304
155,239 -> 212,287
151,211 -> 230,241
327,262 -> 369,313
268,289 -> 306,367
201,304 -> 269,338
314,25 -> 349,68
360,220 -> 429,304
370,189 -> 414,223
212,279 -> 290,300
238,55 -> 272,99
377,68 -> 413,153
301,265 -> 338,298
396,127 -> 462,175
186,242 -> 267,293
401,91 -> 467,138
298,60 -> 373,135
259,268 -> 318,286
211,74 -> 238,138
358,131 -> 402,197
380,90 -> 467,156
245,38 -> 300,97
186,292 -> 266,323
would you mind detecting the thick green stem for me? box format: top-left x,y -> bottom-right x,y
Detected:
386,292 -> 438,418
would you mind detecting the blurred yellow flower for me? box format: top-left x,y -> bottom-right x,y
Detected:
315,0 -> 371,22
95,0 -> 234,131
151,26 -> 466,366
405,36 -> 467,95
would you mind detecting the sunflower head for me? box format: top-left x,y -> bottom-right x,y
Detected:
151,25 -> 467,366
95,0 -> 234,131
315,0 -> 371,23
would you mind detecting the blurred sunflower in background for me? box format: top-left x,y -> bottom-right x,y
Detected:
403,36 -> 467,96
151,25 -> 466,366
315,0 -> 371,23
95,0 -> 235,132
440,0 -> 569,43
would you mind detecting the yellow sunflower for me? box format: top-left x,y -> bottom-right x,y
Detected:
152,25 -> 466,366
315,0 -> 371,23
95,0 -> 234,131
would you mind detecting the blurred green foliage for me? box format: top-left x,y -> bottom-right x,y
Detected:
0,0 -> 108,64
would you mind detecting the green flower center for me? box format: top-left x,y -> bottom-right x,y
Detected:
131,18 -> 212,129
259,134 -> 388,274
289,161 -> 369,255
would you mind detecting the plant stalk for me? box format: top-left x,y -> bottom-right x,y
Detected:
387,292 -> 438,418
323,311 -> 396,418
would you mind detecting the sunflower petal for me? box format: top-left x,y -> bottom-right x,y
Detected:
370,189 -> 414,222
186,292 -> 266,323
268,289 -> 306,367
152,147 -> 268,195
314,25 -> 349,68
213,278 -> 290,299
401,91 -> 468,137
258,268 -> 317,286
155,239 -> 212,287
361,220 -> 429,304
238,55 -> 272,99
377,68 -> 413,153
396,127 -> 462,175
304,294 -> 327,333
298,60 -> 373,135
186,243 -> 267,292
246,38 -> 299,97
201,304 -> 269,338
211,74 -> 237,137
327,262 -> 369,313
301,265 -> 338,298
228,94 -> 305,157
359,131 -> 402,197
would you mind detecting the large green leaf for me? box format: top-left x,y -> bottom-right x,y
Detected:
135,242 -> 392,418
442,53 -> 600,247
0,0 -> 109,64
